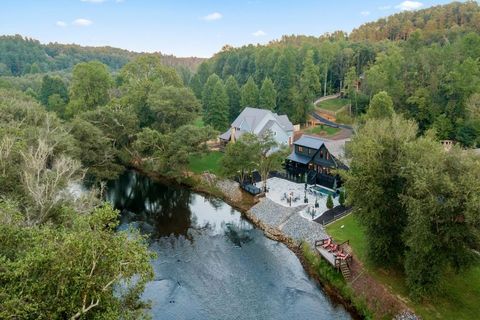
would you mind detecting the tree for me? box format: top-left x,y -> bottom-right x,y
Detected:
402,137 -> 480,298
326,194 -> 334,209
0,204 -> 153,319
240,76 -> 259,108
39,75 -> 68,107
338,190 -> 345,206
366,91 -> 395,119
70,118 -> 124,182
202,74 -> 229,131
274,51 -> 295,115
299,50 -> 321,103
259,77 -> 277,111
256,132 -> 288,192
220,133 -> 260,184
343,114 -> 417,266
147,86 -> 200,133
67,61 -> 112,117
225,75 -> 241,121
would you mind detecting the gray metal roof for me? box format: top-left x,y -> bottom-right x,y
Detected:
294,135 -> 325,150
231,107 -> 270,130
274,114 -> 294,131
258,120 -> 276,136
287,151 -> 312,164
219,129 -> 245,141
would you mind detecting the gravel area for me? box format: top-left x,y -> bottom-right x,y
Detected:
249,198 -> 327,247
249,198 -> 301,228
281,214 -> 328,247
394,311 -> 421,320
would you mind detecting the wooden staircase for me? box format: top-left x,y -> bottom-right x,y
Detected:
339,260 -> 351,281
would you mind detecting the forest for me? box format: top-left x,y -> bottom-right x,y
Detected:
0,1 -> 480,318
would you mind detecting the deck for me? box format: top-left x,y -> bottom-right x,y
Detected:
314,238 -> 353,280
316,245 -> 337,266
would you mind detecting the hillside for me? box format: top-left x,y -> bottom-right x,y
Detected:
0,35 -> 205,76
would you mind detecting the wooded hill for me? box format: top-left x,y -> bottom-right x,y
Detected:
0,34 -> 204,76
192,1 -> 480,147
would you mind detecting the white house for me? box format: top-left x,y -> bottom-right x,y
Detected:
219,107 -> 294,148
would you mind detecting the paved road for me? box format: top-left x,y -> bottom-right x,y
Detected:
310,112 -> 353,130
313,93 -> 341,106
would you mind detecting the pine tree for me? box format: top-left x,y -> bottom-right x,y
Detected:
225,75 -> 241,121
299,50 -> 321,103
259,77 -> 277,111
240,76 -> 259,108
204,77 -> 229,131
273,51 -> 295,115
202,74 -> 222,120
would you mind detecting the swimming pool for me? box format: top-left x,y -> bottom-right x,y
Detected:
309,185 -> 337,197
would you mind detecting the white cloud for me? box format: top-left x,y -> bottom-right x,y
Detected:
80,0 -> 107,3
378,5 -> 392,10
72,18 -> 93,26
252,30 -> 267,37
395,1 -> 423,11
360,11 -> 370,16
56,21 -> 67,27
202,12 -> 223,21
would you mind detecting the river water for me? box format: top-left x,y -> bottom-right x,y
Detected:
106,171 -> 351,320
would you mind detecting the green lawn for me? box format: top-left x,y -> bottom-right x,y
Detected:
316,98 -> 350,112
188,151 -> 223,175
304,125 -> 341,137
327,214 -> 480,320
193,117 -> 205,128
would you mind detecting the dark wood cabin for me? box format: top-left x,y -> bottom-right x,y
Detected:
285,135 -> 349,189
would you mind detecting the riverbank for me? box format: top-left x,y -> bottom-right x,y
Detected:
132,167 -> 408,319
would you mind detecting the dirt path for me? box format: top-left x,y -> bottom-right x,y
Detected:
314,93 -> 341,105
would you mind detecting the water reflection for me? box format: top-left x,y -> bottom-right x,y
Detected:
107,171 -> 351,320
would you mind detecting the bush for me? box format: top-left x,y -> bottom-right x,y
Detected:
339,190 -> 345,206
327,194 -> 334,209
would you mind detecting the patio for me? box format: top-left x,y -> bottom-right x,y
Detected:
262,177 -> 339,221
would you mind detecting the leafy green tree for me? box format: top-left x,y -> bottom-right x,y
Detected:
326,194 -> 334,209
240,76 -> 259,108
147,86 -> 200,133
343,114 -> 417,266
225,75 -> 241,121
366,91 -> 395,119
402,136 -> 480,298
66,61 -> 112,117
119,55 -> 182,127
39,75 -> 68,107
220,133 -> 260,184
70,118 -> 124,181
47,93 -> 67,116
259,77 -> 276,111
0,204 -> 153,319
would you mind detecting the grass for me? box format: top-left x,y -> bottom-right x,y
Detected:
304,125 -> 341,137
316,98 -> 350,112
326,214 -> 480,320
188,151 -> 223,175
193,117 -> 205,128
335,110 -> 354,125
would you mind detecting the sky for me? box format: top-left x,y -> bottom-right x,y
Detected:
0,0 -> 463,58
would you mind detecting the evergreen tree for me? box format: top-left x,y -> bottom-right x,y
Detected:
203,75 -> 228,130
326,194 -> 334,209
202,74 -> 222,121
225,75 -> 241,121
273,51 -> 295,115
240,76 -> 259,108
299,50 -> 321,103
259,77 -> 277,111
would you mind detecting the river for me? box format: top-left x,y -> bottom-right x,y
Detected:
106,170 -> 351,320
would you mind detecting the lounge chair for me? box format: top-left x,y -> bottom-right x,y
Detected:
322,238 -> 332,249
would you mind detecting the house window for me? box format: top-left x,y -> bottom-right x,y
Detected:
320,150 -> 324,158
326,152 -> 330,160
298,146 -> 303,152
